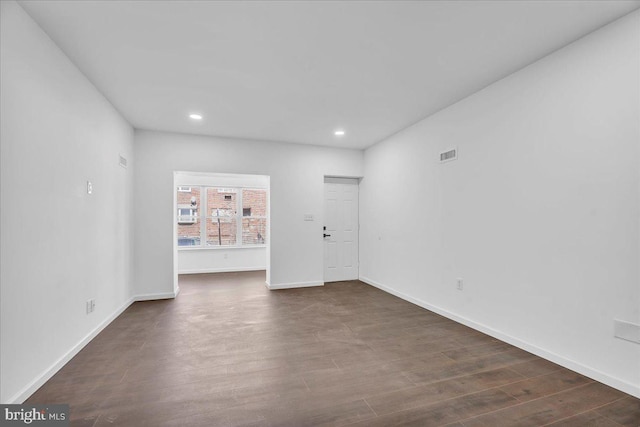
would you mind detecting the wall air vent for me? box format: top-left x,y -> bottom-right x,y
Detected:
439,148 -> 457,163
119,155 -> 128,168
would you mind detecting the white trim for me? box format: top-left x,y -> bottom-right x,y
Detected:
9,287 -> 184,403
7,296 -> 135,404
266,281 -> 324,290
134,288 -> 180,301
324,175 -> 363,181
174,171 -> 269,189
324,176 -> 360,185
178,267 -> 265,275
173,173 -> 179,297
358,276 -> 640,399
178,245 -> 267,251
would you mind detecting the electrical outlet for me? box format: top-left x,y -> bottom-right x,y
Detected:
86,300 -> 92,314
87,181 -> 93,195
457,278 -> 464,291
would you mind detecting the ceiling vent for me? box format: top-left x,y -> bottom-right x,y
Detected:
439,148 -> 457,163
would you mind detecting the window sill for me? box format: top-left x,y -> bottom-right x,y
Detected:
178,245 -> 267,251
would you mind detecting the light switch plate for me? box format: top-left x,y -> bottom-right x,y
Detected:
304,214 -> 314,221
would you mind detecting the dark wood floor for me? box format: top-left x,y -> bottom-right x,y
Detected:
27,271 -> 639,426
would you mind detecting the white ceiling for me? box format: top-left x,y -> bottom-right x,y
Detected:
19,0 -> 640,149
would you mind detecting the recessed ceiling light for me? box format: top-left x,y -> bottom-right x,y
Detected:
334,130 -> 345,136
189,113 -> 203,120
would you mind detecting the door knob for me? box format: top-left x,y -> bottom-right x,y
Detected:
323,233 -> 331,238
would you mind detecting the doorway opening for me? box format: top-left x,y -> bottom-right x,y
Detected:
172,172 -> 270,294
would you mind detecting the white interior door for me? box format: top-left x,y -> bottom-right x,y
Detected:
324,177 -> 359,282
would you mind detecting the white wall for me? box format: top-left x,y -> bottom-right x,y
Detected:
0,1 -> 135,403
134,130 -> 363,296
360,10 -> 640,397
175,172 -> 268,274
178,248 -> 266,274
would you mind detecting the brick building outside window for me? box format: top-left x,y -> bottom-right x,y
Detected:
177,186 -> 267,247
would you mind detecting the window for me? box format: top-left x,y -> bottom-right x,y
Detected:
242,189 -> 267,245
206,188 -> 237,246
176,187 -> 201,246
177,186 -> 267,248
177,208 -> 197,224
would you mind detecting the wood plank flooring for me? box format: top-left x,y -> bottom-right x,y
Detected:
26,271 -> 640,426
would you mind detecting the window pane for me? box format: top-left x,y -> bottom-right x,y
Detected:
242,189 -> 267,217
207,218 -> 237,246
177,186 -> 200,207
242,218 -> 266,245
206,188 -> 237,246
242,189 -> 267,245
177,187 -> 200,246
177,216 -> 201,246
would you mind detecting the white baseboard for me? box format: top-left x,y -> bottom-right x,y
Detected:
266,280 -> 324,290
9,287 -> 183,404
8,296 -> 135,404
178,266 -> 265,275
359,275 -> 640,399
134,288 -> 179,301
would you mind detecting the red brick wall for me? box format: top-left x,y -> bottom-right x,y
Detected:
242,189 -> 267,216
